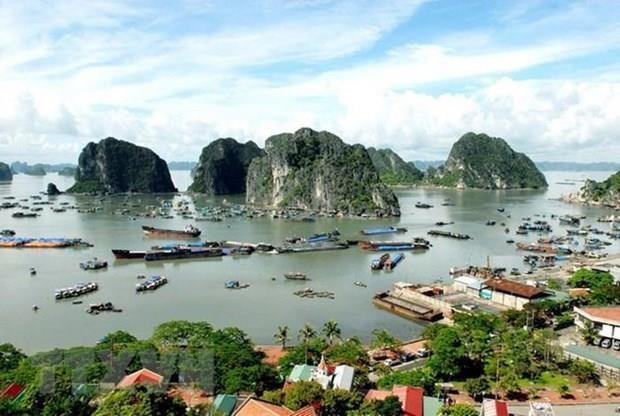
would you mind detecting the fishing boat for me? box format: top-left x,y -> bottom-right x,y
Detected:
86,302 -> 121,314
142,224 -> 201,238
0,229 -> 15,236
12,212 -> 38,218
111,249 -> 147,259
55,282 -> 98,299
361,226 -> 407,236
79,258 -> 108,270
284,272 -> 309,281
559,215 -> 580,226
225,280 -> 250,289
354,281 -> 367,287
415,202 -> 433,209
371,253 -> 390,270
136,275 -> 168,292
435,221 -> 454,226
384,253 -> 405,270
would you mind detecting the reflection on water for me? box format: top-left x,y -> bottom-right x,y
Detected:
0,170 -> 617,353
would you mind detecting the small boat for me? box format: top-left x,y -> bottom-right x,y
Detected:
72,300 -> 83,305
86,302 -> 117,314
361,226 -> 407,236
435,221 -> 454,226
354,281 -> 367,287
486,220 -> 496,226
497,208 -> 505,213
225,280 -> 249,289
371,253 -> 390,270
284,272 -> 309,281
12,212 -> 38,218
32,305 -> 39,311
415,202 -> 433,209
506,239 -> 515,244
427,230 -> 471,240
80,258 -> 108,270
29,267 -> 36,276
0,229 -> 15,236
142,224 -> 201,238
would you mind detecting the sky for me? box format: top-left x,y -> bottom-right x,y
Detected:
0,0 -> 619,163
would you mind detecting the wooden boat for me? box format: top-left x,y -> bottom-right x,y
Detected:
427,230 -> 471,240
371,253 -> 390,270
142,225 -> 201,238
225,280 -> 250,289
284,272 -> 309,281
415,202 -> 433,209
80,258 -> 108,270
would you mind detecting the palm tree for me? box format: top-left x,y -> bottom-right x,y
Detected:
322,320 -> 341,345
298,324 -> 316,364
274,326 -> 290,350
580,320 -> 599,345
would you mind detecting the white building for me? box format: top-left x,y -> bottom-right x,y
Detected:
574,306 -> 620,348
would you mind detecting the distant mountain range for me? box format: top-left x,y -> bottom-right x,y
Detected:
412,160 -> 619,172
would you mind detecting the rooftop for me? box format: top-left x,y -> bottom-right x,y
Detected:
577,306 -> 620,324
117,368 -> 164,388
484,278 -> 546,299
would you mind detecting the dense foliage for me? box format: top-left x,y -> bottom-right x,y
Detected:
246,127 -> 400,216
188,138 -> 264,194
568,268 -> 620,305
367,147 -> 423,185
68,137 -> 176,194
580,170 -> 620,204
427,132 -> 548,189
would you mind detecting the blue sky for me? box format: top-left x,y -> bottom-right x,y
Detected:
0,0 -> 619,163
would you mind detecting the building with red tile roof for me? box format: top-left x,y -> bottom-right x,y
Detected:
116,368 -> 164,388
365,385 -> 427,416
0,383 -> 25,399
232,397 -> 294,416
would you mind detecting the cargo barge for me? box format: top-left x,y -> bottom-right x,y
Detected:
142,225 -> 201,238
361,226 -> 407,236
372,291 -> 443,322
359,238 -> 431,251
144,247 -> 223,261
427,230 -> 471,240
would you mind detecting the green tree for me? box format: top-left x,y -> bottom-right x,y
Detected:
151,320 -> 213,348
0,343 -> 26,373
278,338 -> 327,378
427,327 -> 466,379
569,359 -> 600,384
558,383 -> 571,398
464,377 -> 490,401
94,385 -> 186,416
568,269 -> 613,289
262,389 -> 285,405
298,324 -> 317,364
352,396 -> 402,416
283,380 -> 324,411
98,331 -> 138,347
438,403 -> 478,416
325,338 -> 368,367
370,329 -> 401,350
322,389 -> 362,416
580,320 -> 599,345
377,368 -> 437,395
322,320 -> 341,345
274,326 -> 290,350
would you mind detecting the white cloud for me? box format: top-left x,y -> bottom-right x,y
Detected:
0,0 -> 619,163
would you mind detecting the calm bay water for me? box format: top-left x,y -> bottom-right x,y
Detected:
0,171 -> 618,353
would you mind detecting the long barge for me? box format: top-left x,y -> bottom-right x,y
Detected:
142,225 -> 201,238
275,241 -> 349,254
144,247 -> 223,261
427,230 -> 471,240
112,249 -> 147,259
372,291 -> 443,322
361,226 -> 407,236
359,238 -> 430,251
0,237 -> 91,248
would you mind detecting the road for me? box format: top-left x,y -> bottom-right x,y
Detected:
509,403 -> 619,416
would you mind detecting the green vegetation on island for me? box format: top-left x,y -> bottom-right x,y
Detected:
427,132 -> 548,189
188,138 -> 264,194
367,147 -> 423,185
246,128 -> 400,216
578,170 -> 620,206
68,137 -> 177,194
0,162 -> 12,181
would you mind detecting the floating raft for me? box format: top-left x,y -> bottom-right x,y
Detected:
0,237 -> 91,248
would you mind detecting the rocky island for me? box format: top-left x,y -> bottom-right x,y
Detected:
68,137 -> 177,194
189,138 -> 264,194
427,132 -> 547,189
246,128 -> 400,216
367,147 -> 423,185
0,162 -> 12,181
563,170 -> 620,208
